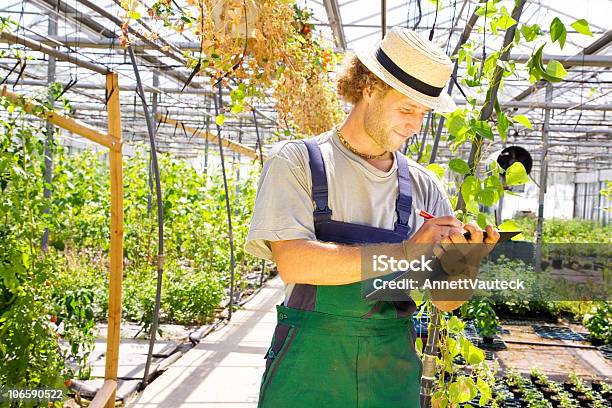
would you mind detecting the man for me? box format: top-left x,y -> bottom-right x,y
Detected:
245,27 -> 500,408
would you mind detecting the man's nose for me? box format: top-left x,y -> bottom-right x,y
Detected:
404,121 -> 421,135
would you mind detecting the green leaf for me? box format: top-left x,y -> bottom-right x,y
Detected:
415,337 -> 423,354
520,23 -> 541,42
512,114 -> 533,129
460,337 -> 485,365
230,104 -> 243,114
550,17 -> 567,49
449,377 -> 478,404
484,175 -> 504,195
129,11 -> 141,19
215,114 -> 225,126
449,158 -> 470,175
461,176 -> 481,213
497,111 -> 509,141
446,337 -> 460,357
447,111 -> 468,137
496,10 -> 517,31
505,162 -> 530,185
477,378 -> 492,404
571,19 -> 592,36
498,219 -> 521,232
449,380 -> 472,404
477,212 -> 488,229
447,315 -> 466,334
181,16 -> 192,23
477,187 -> 499,207
426,163 -> 445,180
475,3 -> 497,18
545,60 -> 568,80
472,120 -> 493,140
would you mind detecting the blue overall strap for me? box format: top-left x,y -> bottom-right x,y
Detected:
394,152 -> 413,236
303,139 -> 332,222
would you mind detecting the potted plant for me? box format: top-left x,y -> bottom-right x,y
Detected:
461,299 -> 500,345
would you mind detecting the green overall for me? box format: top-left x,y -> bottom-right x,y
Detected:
257,139 -> 422,407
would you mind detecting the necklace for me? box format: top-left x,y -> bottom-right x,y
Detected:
336,127 -> 388,160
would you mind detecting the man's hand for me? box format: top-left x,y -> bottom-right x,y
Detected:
408,216 -> 465,245
430,222 -> 500,311
434,222 -> 500,277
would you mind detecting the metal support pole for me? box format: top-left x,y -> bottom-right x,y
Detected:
0,30 -> 108,74
148,71 -> 159,217
381,0 -> 386,38
535,83 -> 552,272
41,13 -> 57,252
417,112 -> 432,162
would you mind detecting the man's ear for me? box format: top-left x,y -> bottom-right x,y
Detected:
362,85 -> 375,103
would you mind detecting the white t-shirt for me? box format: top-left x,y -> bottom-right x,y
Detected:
245,127 -> 454,303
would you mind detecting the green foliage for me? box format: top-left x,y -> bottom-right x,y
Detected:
513,217 -> 612,243
570,19 -> 593,36
50,148 -> 260,328
0,91 -> 261,392
52,287 -> 97,379
527,45 -> 568,83
549,17 -> 567,49
461,299 -> 500,338
600,181 -> 612,212
449,158 -> 470,175
0,105 -> 68,392
505,162 -> 529,186
162,261 -> 225,325
583,302 -> 611,344
512,114 -> 533,129
426,163 -> 445,180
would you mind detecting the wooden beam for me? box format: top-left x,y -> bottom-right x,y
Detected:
88,379 -> 117,408
104,72 -> 124,408
157,114 -> 266,161
0,85 -> 120,150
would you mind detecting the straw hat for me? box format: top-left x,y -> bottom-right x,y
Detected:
355,27 -> 457,113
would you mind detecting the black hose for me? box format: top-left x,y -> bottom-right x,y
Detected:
213,82 -> 237,320
127,46 -> 165,391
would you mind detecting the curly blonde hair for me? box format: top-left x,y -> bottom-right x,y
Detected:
336,54 -> 391,105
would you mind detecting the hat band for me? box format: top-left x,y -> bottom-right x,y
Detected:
375,48 -> 443,97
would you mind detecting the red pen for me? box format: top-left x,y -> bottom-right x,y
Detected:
415,208 -> 435,220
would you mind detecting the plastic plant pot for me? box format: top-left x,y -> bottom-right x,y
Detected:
575,394 -> 592,404
591,380 -> 603,392
549,395 -> 561,407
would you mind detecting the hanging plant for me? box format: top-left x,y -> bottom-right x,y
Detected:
120,0 -> 343,137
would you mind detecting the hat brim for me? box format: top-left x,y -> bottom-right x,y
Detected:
356,48 -> 457,114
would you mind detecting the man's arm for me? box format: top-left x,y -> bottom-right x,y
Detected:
271,239 -> 374,285
270,216 -> 465,285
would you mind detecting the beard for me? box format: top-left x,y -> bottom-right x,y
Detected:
363,100 -> 400,152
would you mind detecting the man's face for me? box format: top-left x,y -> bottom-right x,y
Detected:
363,88 -> 431,152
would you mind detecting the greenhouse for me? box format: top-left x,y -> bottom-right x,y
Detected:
0,0 -> 610,407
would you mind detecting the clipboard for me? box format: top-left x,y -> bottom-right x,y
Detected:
465,230 -> 522,242
364,230 -> 522,301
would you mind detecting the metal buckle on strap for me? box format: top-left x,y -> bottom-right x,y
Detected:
312,185 -> 329,216
396,200 -> 412,226
313,207 -> 332,222
312,184 -> 328,196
